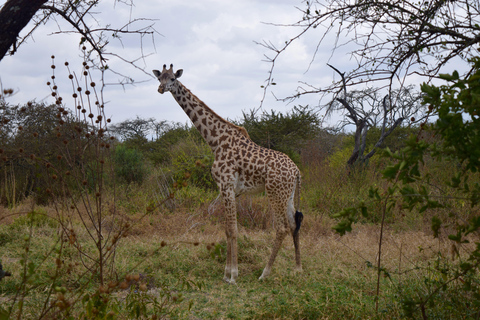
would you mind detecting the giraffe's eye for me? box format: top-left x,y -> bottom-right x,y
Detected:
170,78 -> 175,81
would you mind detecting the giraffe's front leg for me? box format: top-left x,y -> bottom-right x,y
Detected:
221,188 -> 238,284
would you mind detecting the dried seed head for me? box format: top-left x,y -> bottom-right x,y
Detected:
69,74 -> 73,79
64,62 -> 69,66
51,55 -> 55,59
51,65 -> 56,69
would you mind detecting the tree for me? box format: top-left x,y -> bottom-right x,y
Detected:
259,0 -> 479,103
110,116 -> 156,142
327,65 -> 425,166
0,0 -> 157,82
240,105 -> 321,163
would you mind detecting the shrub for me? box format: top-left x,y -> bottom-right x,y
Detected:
114,144 -> 148,185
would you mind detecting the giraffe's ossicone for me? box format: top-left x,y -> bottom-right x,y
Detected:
153,64 -> 303,284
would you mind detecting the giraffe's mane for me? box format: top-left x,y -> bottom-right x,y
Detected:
180,83 -> 251,140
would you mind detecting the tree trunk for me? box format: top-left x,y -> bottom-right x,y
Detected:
0,0 -> 48,61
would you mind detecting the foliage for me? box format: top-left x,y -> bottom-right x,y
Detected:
240,105 -> 321,163
168,130 -> 215,190
333,57 -> 480,318
114,144 -> 148,185
0,101 -> 91,205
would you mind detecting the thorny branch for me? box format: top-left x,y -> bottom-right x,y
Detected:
0,0 -> 160,84
258,0 -> 479,106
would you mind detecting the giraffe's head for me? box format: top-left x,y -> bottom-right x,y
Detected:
152,64 -> 183,94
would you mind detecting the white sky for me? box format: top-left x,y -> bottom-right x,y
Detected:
0,0 -> 345,126
2,0 -> 467,129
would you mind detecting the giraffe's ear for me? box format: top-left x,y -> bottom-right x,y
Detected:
175,69 -> 183,79
152,70 -> 161,79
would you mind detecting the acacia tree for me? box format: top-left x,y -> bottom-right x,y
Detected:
327,65 -> 425,166
0,0 -> 157,82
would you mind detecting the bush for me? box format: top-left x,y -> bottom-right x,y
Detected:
168,131 -> 215,190
114,144 -> 148,184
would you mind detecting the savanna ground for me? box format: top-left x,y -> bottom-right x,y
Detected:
0,153 -> 473,320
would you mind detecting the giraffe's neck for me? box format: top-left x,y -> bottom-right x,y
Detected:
169,81 -> 245,151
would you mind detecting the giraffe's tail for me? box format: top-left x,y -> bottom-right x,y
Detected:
294,172 -> 303,237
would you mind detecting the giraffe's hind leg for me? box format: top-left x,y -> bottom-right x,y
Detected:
287,189 -> 303,273
259,196 -> 289,280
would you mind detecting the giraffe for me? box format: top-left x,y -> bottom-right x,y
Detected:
153,64 -> 303,284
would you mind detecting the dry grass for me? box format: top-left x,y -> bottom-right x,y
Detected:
0,187 -> 476,319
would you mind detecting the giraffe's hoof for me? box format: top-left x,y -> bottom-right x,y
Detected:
294,266 -> 303,274
223,277 -> 237,285
259,268 -> 270,280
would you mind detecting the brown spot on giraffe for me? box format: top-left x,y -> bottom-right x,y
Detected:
153,64 -> 303,284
